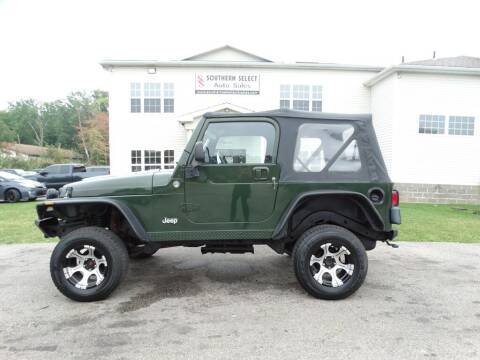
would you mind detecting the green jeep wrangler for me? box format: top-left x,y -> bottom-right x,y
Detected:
36,110 -> 401,302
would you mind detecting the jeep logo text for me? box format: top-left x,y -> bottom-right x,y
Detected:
162,217 -> 178,224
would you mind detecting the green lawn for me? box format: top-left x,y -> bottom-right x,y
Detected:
395,203 -> 480,243
0,201 -> 50,245
0,201 -> 479,245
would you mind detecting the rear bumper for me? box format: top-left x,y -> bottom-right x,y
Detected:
390,207 -> 401,225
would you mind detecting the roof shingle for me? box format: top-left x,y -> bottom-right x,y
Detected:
405,56 -> 480,68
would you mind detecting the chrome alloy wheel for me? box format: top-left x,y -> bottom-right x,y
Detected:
310,243 -> 354,288
63,245 -> 108,290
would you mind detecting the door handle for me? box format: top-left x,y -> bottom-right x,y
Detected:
272,176 -> 278,190
252,166 -> 269,180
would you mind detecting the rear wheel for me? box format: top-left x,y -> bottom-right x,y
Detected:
293,225 -> 368,300
5,189 -> 21,203
50,227 -> 129,302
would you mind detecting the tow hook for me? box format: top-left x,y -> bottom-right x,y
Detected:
385,240 -> 399,248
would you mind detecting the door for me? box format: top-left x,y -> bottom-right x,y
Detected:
39,165 -> 70,188
184,120 -> 280,224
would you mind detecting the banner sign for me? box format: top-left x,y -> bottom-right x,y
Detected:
195,73 -> 260,95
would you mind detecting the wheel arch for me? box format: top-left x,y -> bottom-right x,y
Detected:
272,190 -> 385,242
36,198 -> 149,242
4,187 -> 24,201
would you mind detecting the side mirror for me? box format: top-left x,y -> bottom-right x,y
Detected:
40,171 -> 48,176
194,141 -> 205,163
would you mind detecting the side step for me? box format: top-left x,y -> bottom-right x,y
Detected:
201,244 -> 254,254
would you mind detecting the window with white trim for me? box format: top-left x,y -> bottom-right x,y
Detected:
280,84 -> 322,112
131,150 -> 142,172
312,85 -> 322,112
164,150 -> 175,169
448,116 -> 475,136
293,85 -> 309,111
280,85 -> 290,109
144,83 -> 161,113
164,83 -> 174,113
130,83 -> 141,113
144,150 -> 162,170
418,114 -> 445,134
130,150 -> 175,171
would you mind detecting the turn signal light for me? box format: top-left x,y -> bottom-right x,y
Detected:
392,190 -> 399,207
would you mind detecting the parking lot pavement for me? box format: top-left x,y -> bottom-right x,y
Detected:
0,242 -> 479,360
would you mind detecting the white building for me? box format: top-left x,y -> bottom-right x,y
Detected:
101,46 -> 480,203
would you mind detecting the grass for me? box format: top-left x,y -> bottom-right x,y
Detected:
0,201 -> 479,245
395,203 -> 480,243
0,201 -> 51,245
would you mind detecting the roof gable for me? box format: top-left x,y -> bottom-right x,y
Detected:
183,45 -> 272,62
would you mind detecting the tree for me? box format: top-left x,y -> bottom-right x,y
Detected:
1,90 -> 109,165
0,112 -> 15,142
6,100 -> 47,146
83,113 -> 109,165
67,92 -> 97,162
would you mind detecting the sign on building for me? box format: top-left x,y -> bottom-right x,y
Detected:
195,73 -> 260,95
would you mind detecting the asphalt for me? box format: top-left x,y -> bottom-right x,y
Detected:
0,242 -> 479,360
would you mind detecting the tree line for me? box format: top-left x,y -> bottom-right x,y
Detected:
0,90 -> 109,165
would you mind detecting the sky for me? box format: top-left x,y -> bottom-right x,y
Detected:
0,0 -> 479,110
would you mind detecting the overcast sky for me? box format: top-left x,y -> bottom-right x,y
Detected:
0,0 -> 479,109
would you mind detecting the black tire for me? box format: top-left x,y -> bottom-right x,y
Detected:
50,227 -> 129,302
293,225 -> 368,300
5,188 -> 21,203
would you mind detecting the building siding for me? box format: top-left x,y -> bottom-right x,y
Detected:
108,66 -> 373,175
392,73 -> 480,186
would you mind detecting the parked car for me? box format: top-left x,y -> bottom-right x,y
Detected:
0,171 -> 46,202
0,168 -> 39,179
86,166 -> 110,176
32,164 -> 106,189
36,110 -> 401,302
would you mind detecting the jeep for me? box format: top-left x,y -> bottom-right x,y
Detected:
36,109 -> 401,302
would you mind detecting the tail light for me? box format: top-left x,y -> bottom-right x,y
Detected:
391,190 -> 399,207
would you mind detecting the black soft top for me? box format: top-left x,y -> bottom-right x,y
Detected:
204,109 -> 372,122
203,109 -> 390,183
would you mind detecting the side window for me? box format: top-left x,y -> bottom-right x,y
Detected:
60,165 -> 71,174
45,165 -> 60,174
73,166 -> 86,173
329,140 -> 361,172
293,123 -> 355,172
202,122 -> 276,165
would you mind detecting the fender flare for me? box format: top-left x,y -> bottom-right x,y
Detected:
271,190 -> 385,241
36,197 -> 149,241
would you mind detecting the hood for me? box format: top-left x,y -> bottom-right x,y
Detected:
67,170 -> 173,197
13,179 -> 44,188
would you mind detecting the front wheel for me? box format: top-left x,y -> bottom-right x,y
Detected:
50,227 -> 129,302
5,189 -> 21,203
293,225 -> 368,300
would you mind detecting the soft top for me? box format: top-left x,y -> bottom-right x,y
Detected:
204,109 -> 372,122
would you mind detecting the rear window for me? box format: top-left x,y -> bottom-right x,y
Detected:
293,123 -> 361,173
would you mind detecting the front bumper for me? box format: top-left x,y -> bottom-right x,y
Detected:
30,187 -> 47,198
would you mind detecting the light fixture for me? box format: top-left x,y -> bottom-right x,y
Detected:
147,68 -> 156,74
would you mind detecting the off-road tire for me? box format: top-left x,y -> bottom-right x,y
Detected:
5,189 -> 21,203
293,225 -> 368,300
50,227 -> 129,302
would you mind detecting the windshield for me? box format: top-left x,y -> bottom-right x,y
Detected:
0,171 -> 23,180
